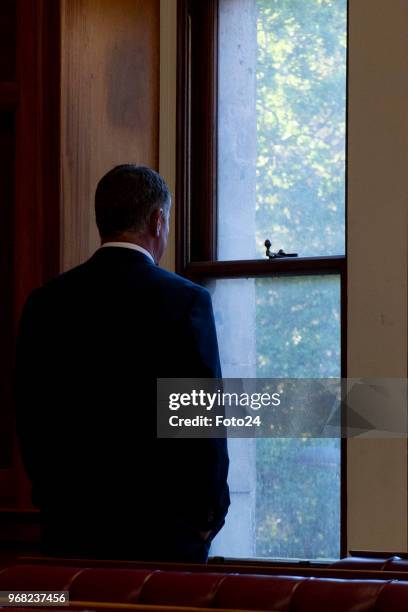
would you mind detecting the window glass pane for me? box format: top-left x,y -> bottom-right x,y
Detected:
217,0 -> 347,260
206,275 -> 341,559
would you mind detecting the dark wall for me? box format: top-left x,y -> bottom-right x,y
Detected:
0,0 -> 160,545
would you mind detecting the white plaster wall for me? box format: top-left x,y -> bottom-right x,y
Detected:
347,0 -> 408,552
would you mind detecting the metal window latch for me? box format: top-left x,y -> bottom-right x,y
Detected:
265,239 -> 298,259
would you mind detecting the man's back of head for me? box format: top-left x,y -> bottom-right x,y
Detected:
95,164 -> 171,264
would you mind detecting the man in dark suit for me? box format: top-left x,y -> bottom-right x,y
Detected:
14,164 -> 230,562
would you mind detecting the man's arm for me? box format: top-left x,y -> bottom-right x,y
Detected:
13,289 -> 46,504
180,286 -> 230,536
186,287 -> 222,378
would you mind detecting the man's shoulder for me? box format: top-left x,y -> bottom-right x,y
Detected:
24,260 -> 209,306
149,265 -> 200,289
147,265 -> 210,303
22,260 -> 92,306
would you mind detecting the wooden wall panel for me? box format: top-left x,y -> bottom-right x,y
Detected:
0,0 -> 19,510
158,0 -> 177,273
9,0 -> 61,511
0,0 -> 160,533
0,1 -> 16,81
60,0 -> 160,271
0,113 -> 15,471
14,0 -> 61,319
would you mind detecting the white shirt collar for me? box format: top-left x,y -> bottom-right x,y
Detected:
100,241 -> 155,264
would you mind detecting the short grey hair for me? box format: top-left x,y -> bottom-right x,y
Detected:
95,165 -> 170,238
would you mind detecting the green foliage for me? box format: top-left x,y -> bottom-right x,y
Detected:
255,276 -> 341,559
256,437 -> 340,559
254,0 -> 346,558
255,0 -> 346,257
256,276 -> 340,379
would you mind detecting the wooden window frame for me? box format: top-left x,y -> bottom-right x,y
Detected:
176,0 -> 348,560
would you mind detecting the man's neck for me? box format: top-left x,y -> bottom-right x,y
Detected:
101,233 -> 156,260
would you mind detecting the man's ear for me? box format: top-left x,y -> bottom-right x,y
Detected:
149,209 -> 162,237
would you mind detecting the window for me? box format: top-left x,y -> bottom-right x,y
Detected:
177,0 -> 347,560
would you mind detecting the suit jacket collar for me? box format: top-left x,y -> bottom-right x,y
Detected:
89,246 -> 157,266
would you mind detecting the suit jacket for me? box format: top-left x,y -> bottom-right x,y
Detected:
14,246 -> 230,556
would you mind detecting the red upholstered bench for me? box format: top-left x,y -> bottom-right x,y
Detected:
383,557 -> 408,571
331,555 -> 408,572
16,551 -> 408,579
331,557 -> 391,570
1,607 -> 275,612
0,564 -> 85,591
213,574 -> 305,610
1,563 -> 408,611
